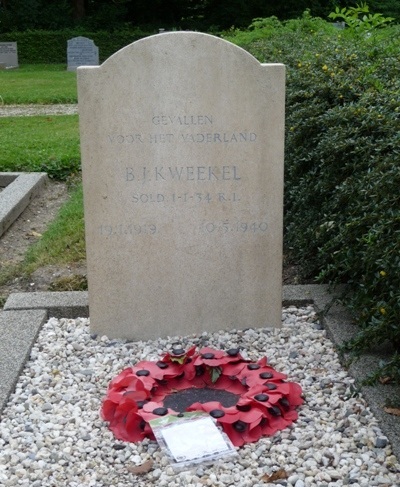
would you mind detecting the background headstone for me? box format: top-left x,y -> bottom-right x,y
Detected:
67,36 -> 99,71
332,21 -> 346,29
78,32 -> 285,340
0,42 -> 18,68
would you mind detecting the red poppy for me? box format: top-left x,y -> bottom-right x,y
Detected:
221,420 -> 263,447
106,373 -> 149,403
138,401 -> 177,423
187,401 -> 240,423
162,345 -> 197,364
101,346 -> 303,447
207,375 -> 247,395
105,396 -> 146,442
127,365 -> 157,390
237,362 -> 287,389
221,361 -> 248,378
194,347 -> 246,368
132,360 -> 183,381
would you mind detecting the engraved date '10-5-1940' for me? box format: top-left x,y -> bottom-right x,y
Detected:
201,221 -> 268,234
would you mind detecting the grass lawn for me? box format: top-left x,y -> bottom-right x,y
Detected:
0,64 -> 77,105
25,183 -> 85,270
0,115 -> 80,178
0,76 -> 82,282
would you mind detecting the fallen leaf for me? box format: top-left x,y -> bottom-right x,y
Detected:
384,407 -> 400,416
28,231 -> 42,238
261,468 -> 288,482
127,459 -> 154,475
311,367 -> 325,374
379,376 -> 392,385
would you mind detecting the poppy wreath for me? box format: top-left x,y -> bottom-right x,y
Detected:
101,346 -> 304,447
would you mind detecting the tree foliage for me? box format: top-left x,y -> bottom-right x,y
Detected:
1,0 -> 399,33
226,13 -> 400,384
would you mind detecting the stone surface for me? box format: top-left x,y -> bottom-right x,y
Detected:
4,291 -> 89,318
0,42 -> 18,68
78,32 -> 285,340
0,310 -> 47,414
0,173 -> 47,237
67,36 -> 99,71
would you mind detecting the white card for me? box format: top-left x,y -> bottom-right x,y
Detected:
161,416 -> 230,462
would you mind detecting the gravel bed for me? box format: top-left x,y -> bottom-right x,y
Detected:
0,306 -> 399,487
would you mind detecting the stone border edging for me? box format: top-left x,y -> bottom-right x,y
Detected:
0,309 -> 48,417
1,284 -> 399,460
0,104 -> 78,118
0,172 -> 48,237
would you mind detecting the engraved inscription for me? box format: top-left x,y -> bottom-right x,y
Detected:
99,223 -> 157,236
152,115 -> 213,125
0,44 -> 17,54
131,192 -> 240,204
180,132 -> 256,143
107,113 -> 257,145
108,132 -> 257,144
201,221 -> 268,234
105,112 -> 263,236
108,134 -> 144,143
149,133 -> 174,143
125,166 -> 241,182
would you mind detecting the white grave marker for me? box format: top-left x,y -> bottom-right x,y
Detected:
78,32 -> 285,340
0,42 -> 18,68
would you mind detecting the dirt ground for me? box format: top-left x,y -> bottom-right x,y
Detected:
0,179 -> 86,302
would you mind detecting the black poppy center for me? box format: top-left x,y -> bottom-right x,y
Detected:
259,372 -> 273,379
156,361 -> 169,369
153,407 -> 168,416
201,352 -> 215,359
136,369 -> 150,377
236,403 -> 251,412
210,409 -> 225,418
233,420 -> 247,432
163,387 -> 240,413
172,348 -> 186,356
254,393 -> 269,402
247,364 -> 260,370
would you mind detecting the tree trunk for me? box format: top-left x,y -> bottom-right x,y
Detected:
72,0 -> 85,20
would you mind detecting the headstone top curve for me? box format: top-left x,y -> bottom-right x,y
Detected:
98,31 -> 262,69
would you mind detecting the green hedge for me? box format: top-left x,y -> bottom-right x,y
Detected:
0,29 -> 155,64
227,14 -> 400,383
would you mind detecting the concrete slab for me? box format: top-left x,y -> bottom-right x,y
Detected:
0,172 -> 48,237
4,291 -> 89,318
0,309 -> 47,414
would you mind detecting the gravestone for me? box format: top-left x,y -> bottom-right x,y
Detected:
0,42 -> 18,68
332,22 -> 346,29
78,32 -> 285,340
67,36 -> 99,71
